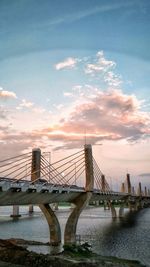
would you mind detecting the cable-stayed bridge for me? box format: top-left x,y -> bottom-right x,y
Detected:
0,144 -> 150,245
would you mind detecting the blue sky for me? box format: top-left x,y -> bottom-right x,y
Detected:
0,0 -> 150,59
0,0 -> 150,187
0,0 -> 150,101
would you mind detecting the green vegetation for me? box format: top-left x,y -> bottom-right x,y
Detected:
63,242 -> 92,257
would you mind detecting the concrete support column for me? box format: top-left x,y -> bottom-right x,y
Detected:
65,143 -> 94,244
132,186 -> 135,195
137,182 -> 142,197
31,148 -> 41,182
108,201 -> 117,218
39,204 -> 61,245
128,202 -> 135,211
119,204 -> 125,218
29,204 -> 34,213
101,174 -> 106,192
126,173 -> 131,194
144,186 -> 147,197
84,144 -> 94,192
121,183 -> 125,193
64,192 -> 92,244
104,200 -> 110,210
96,200 -> 99,206
134,201 -> 140,211
10,205 -> 21,218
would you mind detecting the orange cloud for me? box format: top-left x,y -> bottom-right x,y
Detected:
0,87 -> 17,99
29,89 -> 150,149
0,89 -> 149,154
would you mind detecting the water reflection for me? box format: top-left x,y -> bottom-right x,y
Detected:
0,206 -> 149,266
81,209 -> 150,266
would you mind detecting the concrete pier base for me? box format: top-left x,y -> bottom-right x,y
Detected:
39,203 -> 61,245
29,204 -> 34,213
64,192 -> 92,245
10,205 -> 21,218
108,201 -> 117,218
53,203 -> 59,210
119,204 -> 125,218
104,201 -> 110,210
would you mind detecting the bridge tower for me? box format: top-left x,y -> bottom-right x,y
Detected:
29,148 -> 41,213
121,182 -> 125,193
144,186 -> 147,197
31,148 -> 61,245
101,174 -> 106,192
84,144 -> 94,192
31,148 -> 41,182
132,186 -> 135,195
126,173 -> 131,194
137,182 -> 142,197
64,144 -> 93,244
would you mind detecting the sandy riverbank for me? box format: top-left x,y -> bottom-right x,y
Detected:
0,239 -> 146,267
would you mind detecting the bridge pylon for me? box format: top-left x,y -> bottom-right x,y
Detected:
64,144 -> 94,245
84,144 -> 94,192
31,148 -> 61,245
121,182 -> 125,193
126,173 -> 131,194
137,182 -> 142,197
101,174 -> 106,192
132,186 -> 135,195
29,148 -> 41,214
144,186 -> 147,197
31,148 -> 41,182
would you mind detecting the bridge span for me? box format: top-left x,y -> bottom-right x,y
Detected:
0,144 -> 150,245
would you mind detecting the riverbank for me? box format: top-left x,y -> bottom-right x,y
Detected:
0,239 -> 145,267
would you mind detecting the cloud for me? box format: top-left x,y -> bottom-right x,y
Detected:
63,92 -> 73,97
24,88 -> 149,150
0,125 -> 10,134
45,2 -> 134,27
32,107 -> 46,114
55,50 -> 121,90
0,88 -> 149,157
85,51 -> 116,74
84,51 -> 122,88
0,87 -> 17,99
104,71 -> 122,87
0,105 -> 7,119
56,51 -> 121,88
139,173 -> 150,177
0,128 -> 50,159
16,99 -> 46,115
1,51 -> 149,155
55,57 -> 78,70
16,99 -> 34,109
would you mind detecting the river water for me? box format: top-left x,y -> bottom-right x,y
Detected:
0,206 -> 149,266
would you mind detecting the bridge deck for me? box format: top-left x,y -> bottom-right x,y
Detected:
0,179 -> 149,206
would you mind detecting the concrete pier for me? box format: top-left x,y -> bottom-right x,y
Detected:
127,173 -> 131,194
10,205 -> 21,218
29,204 -> 34,213
39,203 -> 61,245
64,144 -> 94,244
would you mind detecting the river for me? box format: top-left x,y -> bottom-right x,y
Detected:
0,206 -> 149,266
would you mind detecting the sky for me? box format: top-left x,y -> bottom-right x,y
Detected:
0,0 -> 150,189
